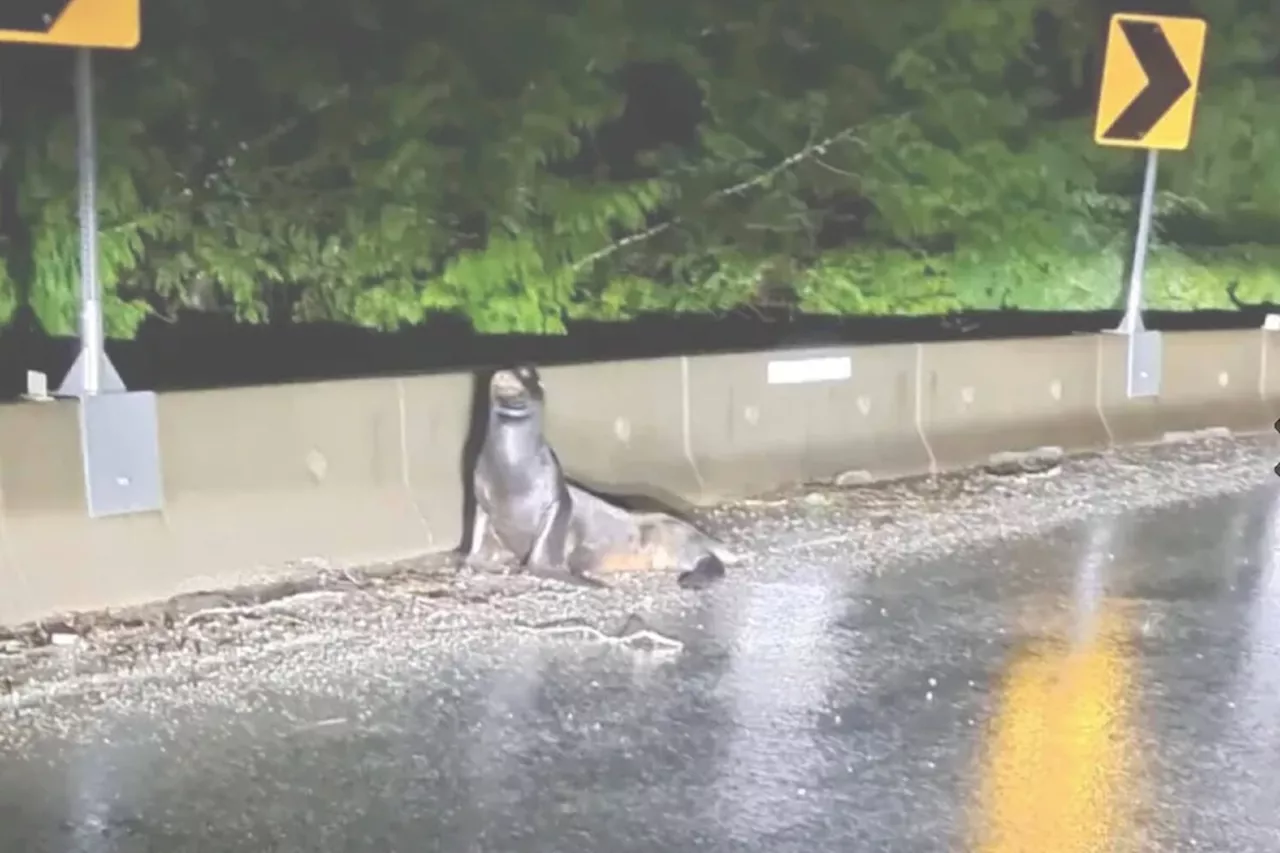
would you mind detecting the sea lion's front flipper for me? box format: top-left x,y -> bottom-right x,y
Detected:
525,531 -> 608,588
521,501 -> 609,590
523,504 -> 607,589
462,499 -> 492,565
522,489 -> 573,572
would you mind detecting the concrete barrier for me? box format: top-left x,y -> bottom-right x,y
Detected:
398,372 -> 475,552
0,376 -> 469,626
1098,330 -> 1270,444
683,346 -> 926,501
160,378 -> 431,585
0,400 -> 173,626
0,329 -> 1275,627
918,336 -> 1108,472
1256,330 -> 1280,418
539,358 -> 702,507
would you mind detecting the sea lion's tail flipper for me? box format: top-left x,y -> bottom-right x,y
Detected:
677,553 -> 726,590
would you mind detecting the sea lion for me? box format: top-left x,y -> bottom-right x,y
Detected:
463,365 -> 734,589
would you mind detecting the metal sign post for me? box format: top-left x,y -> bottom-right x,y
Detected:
1112,148 -> 1163,398
0,2 -> 161,519
1116,149 -> 1159,337
0,0 -> 141,396
58,47 -> 126,397
1093,13 -> 1208,399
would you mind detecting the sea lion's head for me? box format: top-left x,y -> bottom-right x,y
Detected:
489,364 -> 545,420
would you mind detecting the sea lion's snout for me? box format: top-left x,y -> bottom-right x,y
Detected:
490,366 -> 542,418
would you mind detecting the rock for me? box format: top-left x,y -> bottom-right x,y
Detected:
1161,426 -> 1231,444
984,446 -> 1064,476
48,632 -> 81,648
834,469 -> 875,487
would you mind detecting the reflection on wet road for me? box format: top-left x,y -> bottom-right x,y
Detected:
5,481 -> 1280,851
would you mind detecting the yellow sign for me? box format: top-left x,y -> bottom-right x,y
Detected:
0,0 -> 139,50
1094,13 -> 1207,151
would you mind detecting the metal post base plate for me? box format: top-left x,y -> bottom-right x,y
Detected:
57,346 -> 127,398
78,391 -> 164,518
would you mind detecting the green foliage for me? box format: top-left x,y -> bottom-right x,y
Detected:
1,0 -> 1277,338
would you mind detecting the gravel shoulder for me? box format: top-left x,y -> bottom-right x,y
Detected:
0,432 -> 1275,746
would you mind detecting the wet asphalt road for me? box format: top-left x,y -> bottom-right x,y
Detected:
3,463 -> 1280,851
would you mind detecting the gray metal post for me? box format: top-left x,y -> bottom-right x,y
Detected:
1115,149 -> 1160,335
57,47 -> 125,397
75,46 -> 101,394
39,40 -> 165,520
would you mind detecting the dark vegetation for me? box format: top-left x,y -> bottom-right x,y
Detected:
0,0 -> 1274,394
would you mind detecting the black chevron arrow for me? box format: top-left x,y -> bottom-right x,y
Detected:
1102,20 -> 1193,141
0,0 -> 74,33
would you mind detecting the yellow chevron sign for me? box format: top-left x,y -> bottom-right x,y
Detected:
0,0 -> 139,49
1095,13 -> 1207,151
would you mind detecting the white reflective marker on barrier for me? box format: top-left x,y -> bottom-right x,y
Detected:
767,356 -> 852,385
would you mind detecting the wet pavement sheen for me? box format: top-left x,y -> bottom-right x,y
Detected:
5,484 -> 1280,852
